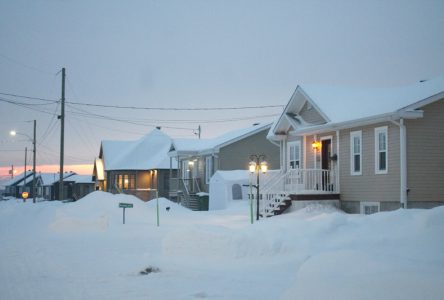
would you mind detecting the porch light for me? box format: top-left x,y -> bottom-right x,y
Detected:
249,161 -> 256,173
260,161 -> 268,174
188,161 -> 194,166
312,141 -> 321,151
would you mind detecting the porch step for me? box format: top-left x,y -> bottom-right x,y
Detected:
181,194 -> 200,211
262,196 -> 292,217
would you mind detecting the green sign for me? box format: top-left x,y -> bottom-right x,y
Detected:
119,203 -> 133,208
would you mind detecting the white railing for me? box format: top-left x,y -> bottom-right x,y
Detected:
258,168 -> 337,217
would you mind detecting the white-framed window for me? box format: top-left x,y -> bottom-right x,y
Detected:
375,126 -> 388,174
181,160 -> 189,179
350,130 -> 362,175
360,201 -> 380,215
205,156 -> 213,184
288,141 -> 301,169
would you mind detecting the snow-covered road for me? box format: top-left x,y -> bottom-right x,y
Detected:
1,192 -> 443,299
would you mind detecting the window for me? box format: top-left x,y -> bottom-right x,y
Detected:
360,202 -> 380,215
288,141 -> 301,169
114,173 -> 135,190
350,131 -> 362,175
375,126 -> 388,174
205,156 -> 213,184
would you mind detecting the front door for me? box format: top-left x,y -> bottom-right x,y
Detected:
321,139 -> 331,170
321,138 -> 332,191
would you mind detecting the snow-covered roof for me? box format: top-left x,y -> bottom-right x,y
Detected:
2,172 -> 34,187
301,76 -> 444,124
101,129 -> 177,171
38,172 -> 76,186
170,123 -> 272,156
269,76 -> 444,138
65,175 -> 94,184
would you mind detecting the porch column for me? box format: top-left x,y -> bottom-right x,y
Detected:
336,130 -> 340,193
400,119 -> 407,208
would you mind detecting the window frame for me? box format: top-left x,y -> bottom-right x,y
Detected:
287,140 -> 301,169
350,130 -> 362,176
374,126 -> 388,174
360,201 -> 380,215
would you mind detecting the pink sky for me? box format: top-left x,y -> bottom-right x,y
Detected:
0,164 -> 93,177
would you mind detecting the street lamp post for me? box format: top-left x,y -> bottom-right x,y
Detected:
249,154 -> 268,221
10,120 -> 37,203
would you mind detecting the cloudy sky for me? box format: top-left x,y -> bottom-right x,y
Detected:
0,0 -> 443,176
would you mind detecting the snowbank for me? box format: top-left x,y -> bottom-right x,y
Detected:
0,192 -> 443,300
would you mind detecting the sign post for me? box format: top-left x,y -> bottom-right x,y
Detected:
119,203 -> 133,224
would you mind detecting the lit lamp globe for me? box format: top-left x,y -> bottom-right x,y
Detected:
249,161 -> 256,173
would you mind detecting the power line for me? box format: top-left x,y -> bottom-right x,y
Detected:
0,53 -> 57,76
0,90 -> 284,111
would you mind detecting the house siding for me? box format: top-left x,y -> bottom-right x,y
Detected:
339,122 -> 401,213
218,130 -> 280,172
299,101 -> 326,125
405,99 -> 444,208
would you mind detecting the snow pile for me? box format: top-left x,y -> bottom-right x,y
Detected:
0,192 -> 443,299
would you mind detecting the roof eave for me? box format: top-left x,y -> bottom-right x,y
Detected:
289,110 -> 424,136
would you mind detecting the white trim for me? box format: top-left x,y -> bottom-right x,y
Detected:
287,140 -> 301,169
205,156 -> 213,185
375,126 -> 388,174
350,130 -> 362,176
360,201 -> 380,215
336,130 -> 340,193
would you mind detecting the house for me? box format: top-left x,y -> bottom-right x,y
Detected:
265,77 -> 444,215
39,172 -> 79,200
93,128 -> 178,201
168,123 -> 280,209
3,172 -> 34,198
67,175 -> 95,200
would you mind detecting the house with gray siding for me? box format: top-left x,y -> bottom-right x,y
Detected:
265,77 -> 444,215
93,128 -> 178,201
168,123 -> 279,209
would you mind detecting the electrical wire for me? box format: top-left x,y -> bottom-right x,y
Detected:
0,90 -> 284,111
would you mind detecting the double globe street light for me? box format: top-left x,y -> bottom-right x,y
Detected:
249,154 -> 268,221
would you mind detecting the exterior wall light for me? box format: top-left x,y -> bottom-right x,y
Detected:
312,141 -> 321,151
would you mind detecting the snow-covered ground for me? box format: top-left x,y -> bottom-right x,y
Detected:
1,192 -> 443,300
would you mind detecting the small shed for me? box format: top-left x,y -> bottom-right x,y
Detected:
209,170 -> 250,210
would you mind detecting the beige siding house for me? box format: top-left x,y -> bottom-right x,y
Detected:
93,129 -> 178,201
266,77 -> 444,215
168,123 -> 279,209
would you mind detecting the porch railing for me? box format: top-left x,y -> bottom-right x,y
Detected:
258,168 -> 337,217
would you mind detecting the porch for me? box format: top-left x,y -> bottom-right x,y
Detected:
258,168 -> 340,217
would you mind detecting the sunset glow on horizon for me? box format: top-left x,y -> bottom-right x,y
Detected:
0,164 -> 93,177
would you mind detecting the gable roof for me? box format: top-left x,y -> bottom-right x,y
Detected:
169,123 -> 272,156
64,175 -> 94,184
269,76 -> 444,138
100,129 -> 177,171
39,172 -> 76,186
2,172 -> 34,187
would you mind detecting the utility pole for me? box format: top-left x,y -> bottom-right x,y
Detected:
24,147 -> 27,200
59,68 -> 66,201
10,165 -> 14,178
32,120 -> 36,203
198,125 -> 201,139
